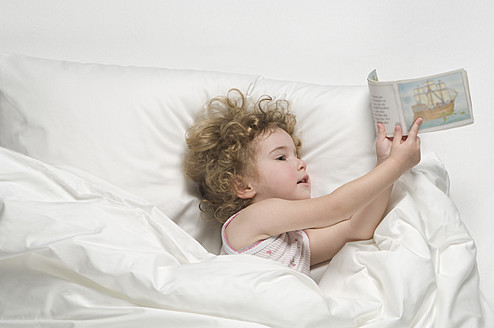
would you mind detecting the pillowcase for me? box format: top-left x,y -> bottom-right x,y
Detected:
0,53 -> 376,253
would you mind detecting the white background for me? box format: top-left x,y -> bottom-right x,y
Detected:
1,0 -> 492,308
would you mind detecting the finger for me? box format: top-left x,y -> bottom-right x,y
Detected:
377,123 -> 386,140
408,117 -> 423,139
393,124 -> 403,145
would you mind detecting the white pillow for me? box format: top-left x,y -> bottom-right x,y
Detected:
0,54 -> 376,253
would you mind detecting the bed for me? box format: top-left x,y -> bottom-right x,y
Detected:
1,1 -> 493,327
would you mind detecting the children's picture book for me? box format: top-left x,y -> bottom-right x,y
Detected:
367,69 -> 473,137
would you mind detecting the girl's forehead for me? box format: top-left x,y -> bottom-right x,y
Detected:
254,128 -> 295,153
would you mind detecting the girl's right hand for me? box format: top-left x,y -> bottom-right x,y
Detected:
388,118 -> 423,173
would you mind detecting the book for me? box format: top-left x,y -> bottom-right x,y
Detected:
367,69 -> 473,137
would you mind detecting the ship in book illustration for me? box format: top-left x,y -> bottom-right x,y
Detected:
412,79 -> 458,122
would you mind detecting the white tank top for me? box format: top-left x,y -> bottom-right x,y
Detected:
220,212 -> 311,275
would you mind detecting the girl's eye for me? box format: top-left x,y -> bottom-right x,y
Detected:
276,155 -> 286,161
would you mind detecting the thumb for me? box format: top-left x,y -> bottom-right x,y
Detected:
377,123 -> 386,141
393,124 -> 403,145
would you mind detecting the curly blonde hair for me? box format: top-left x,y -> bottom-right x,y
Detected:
184,88 -> 301,223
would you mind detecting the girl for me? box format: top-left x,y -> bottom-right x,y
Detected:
184,89 -> 422,275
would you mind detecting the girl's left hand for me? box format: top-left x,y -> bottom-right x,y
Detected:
376,123 -> 392,165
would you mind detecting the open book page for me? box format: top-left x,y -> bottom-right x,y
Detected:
368,69 -> 474,137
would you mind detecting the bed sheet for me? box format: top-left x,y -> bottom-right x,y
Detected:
1,147 -> 492,327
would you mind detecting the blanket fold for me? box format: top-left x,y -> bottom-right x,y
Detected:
0,148 -> 492,327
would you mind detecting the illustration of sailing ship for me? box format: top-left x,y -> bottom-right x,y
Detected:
412,79 -> 458,121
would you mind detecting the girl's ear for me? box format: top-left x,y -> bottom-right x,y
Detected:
233,176 -> 256,199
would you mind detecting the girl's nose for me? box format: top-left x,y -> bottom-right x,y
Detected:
298,158 -> 307,170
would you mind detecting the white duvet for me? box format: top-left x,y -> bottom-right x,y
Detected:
0,147 -> 492,327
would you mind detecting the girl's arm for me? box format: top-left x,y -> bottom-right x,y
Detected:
226,119 -> 422,254
337,122 -> 398,240
306,122 -> 401,265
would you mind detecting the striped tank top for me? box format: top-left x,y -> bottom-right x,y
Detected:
220,212 -> 311,275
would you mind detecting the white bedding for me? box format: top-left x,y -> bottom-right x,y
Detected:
0,147 -> 491,327
1,1 -> 493,325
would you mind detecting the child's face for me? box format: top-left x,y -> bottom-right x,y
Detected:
248,128 -> 311,203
